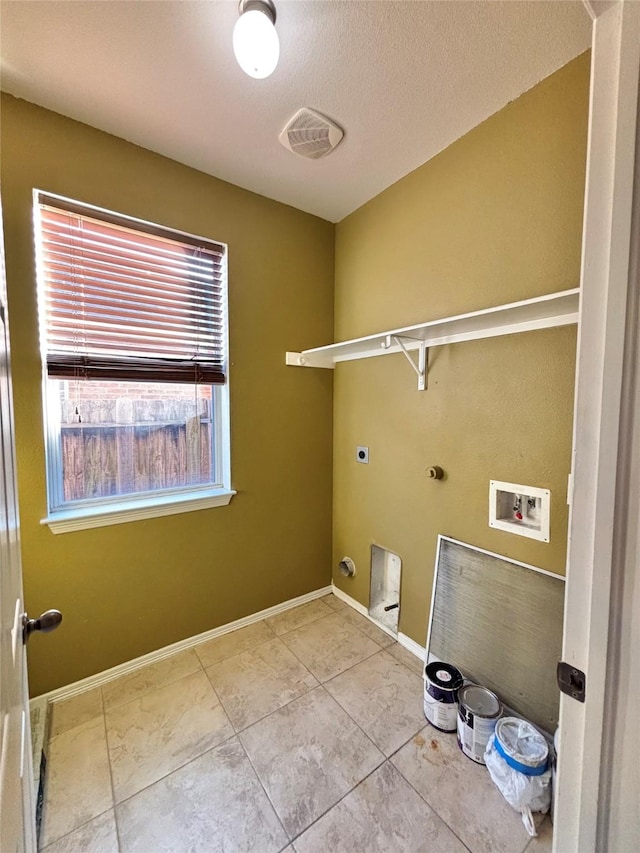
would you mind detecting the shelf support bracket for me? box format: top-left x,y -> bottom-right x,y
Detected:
385,335 -> 427,390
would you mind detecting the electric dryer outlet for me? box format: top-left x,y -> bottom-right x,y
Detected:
356,446 -> 369,463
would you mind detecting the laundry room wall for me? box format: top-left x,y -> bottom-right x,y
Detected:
1,94 -> 335,695
332,53 -> 590,645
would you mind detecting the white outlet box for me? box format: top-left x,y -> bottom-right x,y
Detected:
489,480 -> 550,542
356,446 -> 369,464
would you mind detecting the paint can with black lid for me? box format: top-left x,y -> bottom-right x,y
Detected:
423,661 -> 464,732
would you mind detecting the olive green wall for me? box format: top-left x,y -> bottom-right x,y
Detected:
2,51 -> 590,693
0,94 -> 334,696
332,53 -> 590,645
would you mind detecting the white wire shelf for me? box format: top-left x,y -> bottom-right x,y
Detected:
286,287 -> 579,388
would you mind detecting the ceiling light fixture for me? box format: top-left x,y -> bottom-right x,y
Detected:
233,0 -> 279,80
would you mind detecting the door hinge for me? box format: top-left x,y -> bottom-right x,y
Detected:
557,661 -> 586,702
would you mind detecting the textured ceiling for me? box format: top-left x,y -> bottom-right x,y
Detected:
0,1 -> 591,222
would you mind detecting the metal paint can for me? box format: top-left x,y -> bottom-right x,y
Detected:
423,661 -> 463,732
457,683 -> 502,764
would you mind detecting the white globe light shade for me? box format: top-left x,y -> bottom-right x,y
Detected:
233,8 -> 279,79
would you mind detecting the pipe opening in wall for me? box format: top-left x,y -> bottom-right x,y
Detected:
369,545 -> 402,634
338,556 -> 356,577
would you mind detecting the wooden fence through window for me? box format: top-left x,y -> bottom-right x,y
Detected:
60,397 -> 212,502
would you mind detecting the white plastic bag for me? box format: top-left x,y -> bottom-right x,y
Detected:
484,717 -> 552,837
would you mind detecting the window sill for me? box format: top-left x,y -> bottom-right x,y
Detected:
41,489 -> 236,534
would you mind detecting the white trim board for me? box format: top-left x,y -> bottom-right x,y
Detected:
330,583 -> 368,616
397,632 -> 426,663
330,582 -> 397,640
556,3 -> 640,851
42,489 -> 236,534
35,585 -> 332,705
39,582 -> 426,708
330,582 -> 425,660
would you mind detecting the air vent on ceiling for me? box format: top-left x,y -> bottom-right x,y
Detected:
279,108 -> 344,160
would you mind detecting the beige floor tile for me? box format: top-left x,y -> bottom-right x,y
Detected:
294,761 -> 468,853
280,613 -> 382,682
40,717 -> 112,848
321,592 -> 345,612
239,686 -> 384,837
40,809 -> 118,853
320,594 -> 356,616
265,598 -> 333,635
106,669 -> 233,802
325,650 -> 425,756
205,637 -> 317,730
49,688 -> 104,739
386,642 -> 425,677
344,611 -> 397,648
323,597 -> 397,648
102,649 -> 201,710
116,738 -> 288,853
194,620 -> 276,668
391,726 -> 533,853
525,816 -> 554,852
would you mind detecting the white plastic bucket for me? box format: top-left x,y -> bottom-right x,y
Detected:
457,683 -> 502,764
492,717 -> 549,774
485,717 -> 552,836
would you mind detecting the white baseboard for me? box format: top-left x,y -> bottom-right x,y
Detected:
330,583 -> 368,616
398,632 -> 426,665
330,583 -> 424,657
36,585 -> 332,705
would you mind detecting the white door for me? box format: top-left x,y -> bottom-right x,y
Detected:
0,207 -> 36,851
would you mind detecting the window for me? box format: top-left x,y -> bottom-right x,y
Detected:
34,192 -> 233,532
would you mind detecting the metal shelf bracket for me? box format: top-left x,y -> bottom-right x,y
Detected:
384,335 -> 428,390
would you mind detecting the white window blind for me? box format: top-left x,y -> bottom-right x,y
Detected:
36,194 -> 227,384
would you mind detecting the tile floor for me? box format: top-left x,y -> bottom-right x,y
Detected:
40,594 -> 553,853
